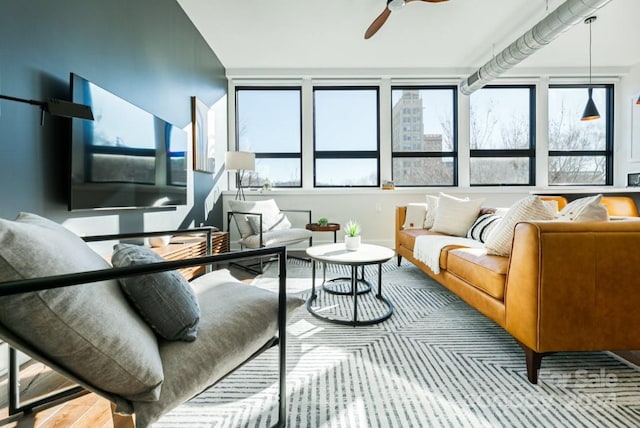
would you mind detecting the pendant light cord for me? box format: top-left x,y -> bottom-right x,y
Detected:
588,18 -> 592,87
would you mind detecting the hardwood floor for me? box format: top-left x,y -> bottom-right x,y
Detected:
0,360 -> 112,428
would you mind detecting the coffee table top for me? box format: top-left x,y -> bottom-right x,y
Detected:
306,243 -> 394,266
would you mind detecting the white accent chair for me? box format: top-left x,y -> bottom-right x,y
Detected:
227,199 -> 312,273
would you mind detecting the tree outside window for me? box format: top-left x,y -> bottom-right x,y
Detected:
548,85 -> 612,185
469,86 -> 535,186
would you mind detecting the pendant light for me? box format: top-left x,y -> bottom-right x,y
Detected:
636,95 -> 640,105
581,16 -> 600,121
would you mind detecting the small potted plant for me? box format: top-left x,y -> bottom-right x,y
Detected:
317,217 -> 329,227
344,220 -> 361,251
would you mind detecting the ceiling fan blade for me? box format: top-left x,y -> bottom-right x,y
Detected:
364,8 -> 392,39
407,0 -> 449,3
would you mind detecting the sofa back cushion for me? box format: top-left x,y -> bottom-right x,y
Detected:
484,196 -> 555,256
556,194 -> 609,222
0,213 -> 164,402
229,199 -> 291,237
431,192 -> 485,237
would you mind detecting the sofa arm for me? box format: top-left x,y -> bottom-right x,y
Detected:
505,220 -> 640,353
395,206 -> 407,250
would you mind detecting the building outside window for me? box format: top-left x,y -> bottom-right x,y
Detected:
391,87 -> 457,186
235,87 -> 302,187
469,85 -> 535,186
548,85 -> 613,185
313,87 -> 379,187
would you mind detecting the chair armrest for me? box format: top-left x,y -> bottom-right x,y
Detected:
279,209 -> 312,226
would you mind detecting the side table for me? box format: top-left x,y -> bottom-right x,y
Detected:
305,223 -> 341,243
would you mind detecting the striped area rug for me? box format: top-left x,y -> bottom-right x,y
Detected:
155,260 -> 640,427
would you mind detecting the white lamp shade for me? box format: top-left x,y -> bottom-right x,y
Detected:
225,151 -> 255,171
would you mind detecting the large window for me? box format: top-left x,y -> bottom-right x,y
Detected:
235,87 -> 302,187
548,85 -> 613,185
469,86 -> 535,185
391,87 -> 457,186
313,87 -> 379,187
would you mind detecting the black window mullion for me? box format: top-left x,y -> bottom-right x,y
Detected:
390,85 -> 457,186
393,151 -> 456,158
548,84 -> 613,186
470,149 -> 535,158
312,86 -> 380,187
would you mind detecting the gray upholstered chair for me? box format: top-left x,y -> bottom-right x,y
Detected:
0,213 -> 302,427
227,198 -> 312,273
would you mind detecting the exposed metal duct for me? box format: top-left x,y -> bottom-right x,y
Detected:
459,0 -> 613,95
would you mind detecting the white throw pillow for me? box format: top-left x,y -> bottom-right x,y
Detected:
228,199 -> 292,238
484,195 -> 556,256
403,203 -> 428,229
556,194 -> 609,222
431,192 -> 485,237
424,195 -> 439,229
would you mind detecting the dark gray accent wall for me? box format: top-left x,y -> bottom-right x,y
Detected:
0,0 -> 226,230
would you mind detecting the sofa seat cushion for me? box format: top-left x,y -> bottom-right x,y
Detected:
240,228 -> 312,249
446,248 -> 509,300
399,229 -> 449,268
133,270 -> 305,427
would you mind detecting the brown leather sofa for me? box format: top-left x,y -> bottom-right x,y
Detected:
395,196 -> 640,383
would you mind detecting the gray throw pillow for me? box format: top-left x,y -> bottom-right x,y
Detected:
0,213 -> 163,402
111,244 -> 200,342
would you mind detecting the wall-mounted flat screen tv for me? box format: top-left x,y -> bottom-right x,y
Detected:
69,73 -> 187,210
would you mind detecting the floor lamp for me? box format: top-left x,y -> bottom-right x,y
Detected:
225,151 -> 255,200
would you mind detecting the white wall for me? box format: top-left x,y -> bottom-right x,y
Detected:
617,62 -> 640,184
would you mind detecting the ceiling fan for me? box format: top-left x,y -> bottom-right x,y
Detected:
364,0 -> 449,40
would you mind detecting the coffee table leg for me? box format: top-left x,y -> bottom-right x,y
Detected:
311,260 -> 317,299
377,263 -> 382,298
352,265 -> 357,324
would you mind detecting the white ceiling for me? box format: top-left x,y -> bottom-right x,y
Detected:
178,0 -> 640,77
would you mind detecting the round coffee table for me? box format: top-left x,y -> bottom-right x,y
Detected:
306,243 -> 395,326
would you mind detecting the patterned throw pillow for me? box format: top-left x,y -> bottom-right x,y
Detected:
556,194 -> 608,222
484,195 -> 556,256
466,213 -> 503,243
431,192 -> 485,237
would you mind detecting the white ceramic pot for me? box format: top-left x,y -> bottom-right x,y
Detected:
344,235 -> 361,251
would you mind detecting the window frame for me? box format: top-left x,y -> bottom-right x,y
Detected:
312,86 -> 381,188
390,85 -> 459,187
468,84 -> 536,186
234,86 -> 303,188
547,83 -> 614,186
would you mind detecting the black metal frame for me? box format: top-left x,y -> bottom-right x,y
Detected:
468,84 -> 537,186
390,85 -> 459,187
306,260 -> 394,327
312,86 -> 381,188
235,86 -> 304,189
0,230 -> 289,427
227,208 -> 312,275
548,83 -> 614,186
